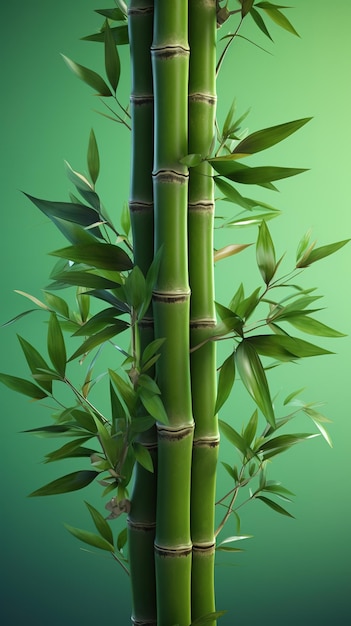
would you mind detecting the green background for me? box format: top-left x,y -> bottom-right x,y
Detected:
1,1 -> 350,624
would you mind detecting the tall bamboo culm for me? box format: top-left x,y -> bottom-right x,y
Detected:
188,1 -> 219,623
151,1 -> 194,624
127,2 -> 157,624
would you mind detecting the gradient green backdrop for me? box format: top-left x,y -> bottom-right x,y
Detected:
1,1 -> 350,624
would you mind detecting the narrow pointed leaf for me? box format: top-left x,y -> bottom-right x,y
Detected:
243,410 -> 258,446
287,315 -> 346,338
190,610 -> 228,624
82,25 -> 129,46
0,372 -> 48,399
85,501 -> 114,544
87,129 -> 100,185
247,335 -> 333,359
218,420 -> 247,455
95,8 -> 126,21
215,352 -> 236,414
68,322 -> 128,361
256,2 -> 299,36
44,292 -> 70,319
44,438 -> 94,463
235,341 -> 275,427
47,313 -> 66,376
65,524 -> 114,552
211,161 -> 308,185
29,470 -> 99,496
214,243 -> 252,263
234,118 -> 311,155
296,239 -> 350,268
104,21 -> 120,92
61,54 -> 112,96
249,7 -> 273,40
139,388 -> 168,425
256,495 -> 295,518
17,335 -> 53,394
132,442 -> 154,473
23,193 -> 101,234
256,220 -> 276,284
50,242 -> 133,271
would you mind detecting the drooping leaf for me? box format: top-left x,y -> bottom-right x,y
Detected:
250,6 -> 273,40
104,21 -> 120,92
82,25 -> 129,46
247,334 -> 333,360
218,420 -> 247,456
214,243 -> 252,263
0,372 -> 48,399
256,220 -> 276,284
65,524 -> 114,552
132,442 -> 154,473
233,118 -> 311,155
210,160 -> 308,186
256,2 -> 299,37
44,438 -> 95,463
61,54 -> 112,96
256,495 -> 295,518
43,292 -> 70,319
283,388 -> 305,405
95,8 -> 126,21
87,129 -> 100,185
286,315 -> 346,338
72,308 -> 121,336
139,387 -> 168,425
47,313 -> 66,376
109,369 -> 136,414
49,268 -> 123,290
235,341 -> 275,427
68,322 -> 129,361
17,335 -> 53,394
141,338 -> 166,368
215,352 -> 236,414
29,470 -> 99,496
241,0 -> 255,18
223,211 -> 281,228
85,501 -> 114,545
51,242 -> 132,272
243,410 -> 258,447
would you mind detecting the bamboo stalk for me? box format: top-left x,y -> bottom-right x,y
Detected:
188,1 -> 219,623
151,1 -> 194,624
127,2 -> 157,624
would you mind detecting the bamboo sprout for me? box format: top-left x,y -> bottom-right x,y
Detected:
151,1 -> 194,624
188,1 -> 219,622
127,2 -> 157,624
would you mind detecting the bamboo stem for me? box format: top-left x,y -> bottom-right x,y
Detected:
188,1 -> 219,623
127,2 -> 157,624
151,1 -> 194,623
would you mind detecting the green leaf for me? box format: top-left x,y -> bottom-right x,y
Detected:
109,369 -> 136,414
296,239 -> 350,268
17,335 -> 53,394
44,438 -> 95,463
61,54 -> 112,96
68,322 -> 128,361
233,118 -> 311,155
87,129 -> 100,185
215,352 -> 236,414
50,242 -> 133,272
141,338 -> 166,368
117,527 -> 128,552
179,153 -> 203,167
133,442 -> 154,473
139,387 -> 168,425
223,211 -> 281,228
256,495 -> 295,518
0,372 -> 48,399
256,220 -> 276,284
122,265 -> 146,311
121,201 -> 130,237
256,2 -> 299,36
30,470 -> 99,496
72,308 -> 121,336
286,315 -> 346,338
95,8 -> 126,21
214,243 -> 252,263
250,7 -> 273,40
210,160 -> 308,186
44,292 -> 70,319
82,25 -> 129,46
247,334 -> 333,360
243,410 -> 258,446
65,524 -> 114,552
218,420 -> 247,455
47,313 -> 66,376
235,341 -> 275,427
283,388 -> 305,405
190,610 -> 228,625
85,501 -> 114,545
104,21 -> 120,92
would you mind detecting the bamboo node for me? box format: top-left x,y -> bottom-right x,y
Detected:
130,94 -> 154,106
193,435 -> 220,449
131,618 -> 157,626
189,92 -> 217,106
127,519 -> 157,532
152,169 -> 188,184
192,541 -> 216,554
154,542 -> 192,557
190,318 -> 217,329
157,423 -> 195,440
151,45 -> 190,60
152,289 -> 190,304
188,201 -> 215,213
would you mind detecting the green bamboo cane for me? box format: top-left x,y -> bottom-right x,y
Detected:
188,1 -> 219,623
151,1 -> 194,624
127,2 -> 157,624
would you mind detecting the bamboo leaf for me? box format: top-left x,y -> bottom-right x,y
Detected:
247,334 -> 333,360
87,129 -> 100,185
85,501 -> 114,545
243,410 -> 258,446
82,25 -> 129,46
249,7 -> 273,40
61,54 -> 112,96
109,369 -> 136,414
218,420 -> 247,455
190,611 -> 227,625
69,323 -> 128,361
50,269 -> 122,290
235,341 -> 275,427
47,313 -> 66,376
256,2 -> 299,36
121,201 -> 131,236
241,0 -> 254,18
224,211 -> 281,228
283,388 -> 305,405
179,153 -> 203,167
44,438 -> 95,463
256,220 -> 276,284
287,315 -> 346,338
17,335 -> 53,394
210,160 -> 308,185
256,495 -> 295,518
139,387 -> 168,425
215,352 -> 236,414
104,21 -> 120,92
29,470 -> 99,496
23,193 -> 102,238
132,442 -> 154,473
72,308 -> 121,336
0,372 -> 48,399
65,524 -> 114,552
296,239 -> 350,268
95,8 -> 126,21
233,118 -> 311,155
214,243 -> 252,263
44,292 -> 70,319
50,242 -> 133,272
141,338 -> 166,368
